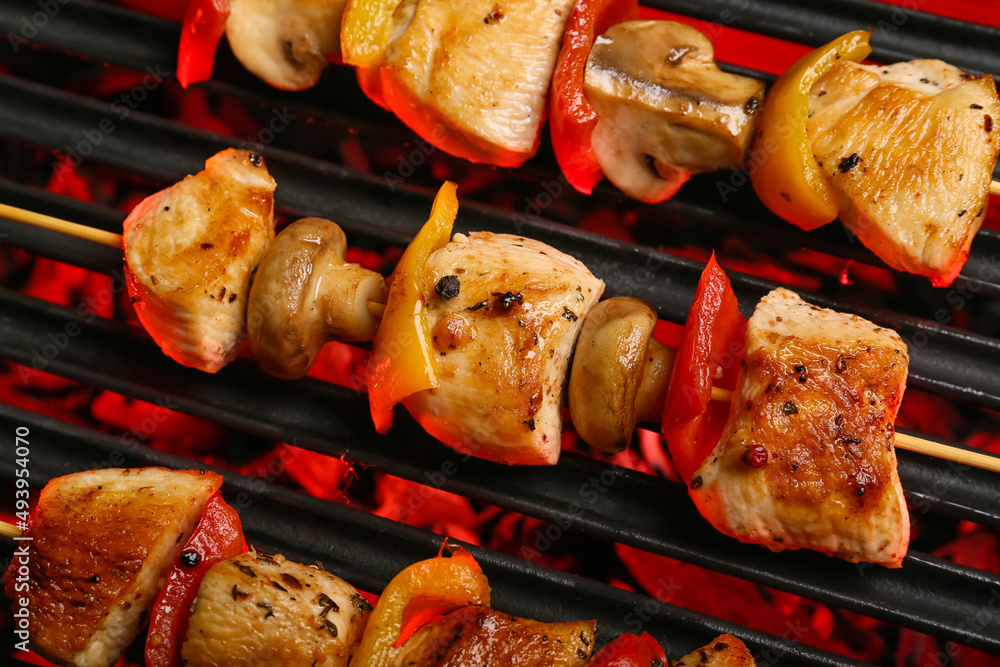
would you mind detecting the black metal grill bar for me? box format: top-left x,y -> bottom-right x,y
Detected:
2,287 -> 1000,652
3,78 -> 1000,410
0,404 -> 869,667
646,0 -> 1000,76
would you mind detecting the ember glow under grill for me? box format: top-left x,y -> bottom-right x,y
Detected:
2,1 -> 1000,665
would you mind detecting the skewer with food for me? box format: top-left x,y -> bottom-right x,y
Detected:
1,466 -> 758,667
170,0 -> 1000,284
4,149 -> 999,569
178,0 -> 766,196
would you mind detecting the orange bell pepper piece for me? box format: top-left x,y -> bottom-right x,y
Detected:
349,545 -> 490,667
367,181 -> 459,432
750,30 -> 871,230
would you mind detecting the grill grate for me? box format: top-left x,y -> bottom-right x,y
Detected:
2,0 -> 1000,663
0,401 -> 872,667
2,286 -> 1000,651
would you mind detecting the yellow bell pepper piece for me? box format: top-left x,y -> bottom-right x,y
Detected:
750,30 -> 871,230
367,181 -> 459,433
348,546 -> 490,667
341,0 -> 399,68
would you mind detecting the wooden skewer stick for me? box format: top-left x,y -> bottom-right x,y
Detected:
0,520 -> 23,539
709,386 -> 1000,474
0,203 -> 387,320
0,202 -> 122,248
3,203 -> 999,475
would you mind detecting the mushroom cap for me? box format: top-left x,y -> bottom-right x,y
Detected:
569,297 -> 658,453
226,0 -> 346,91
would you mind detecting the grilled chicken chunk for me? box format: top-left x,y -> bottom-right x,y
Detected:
226,0 -> 348,90
690,288 -> 910,567
403,232 -> 604,465
123,149 -> 276,373
2,468 -> 221,667
389,605 -> 596,667
182,551 -> 372,667
380,0 -> 575,167
674,635 -> 756,667
584,20 -> 764,202
807,59 -> 1000,286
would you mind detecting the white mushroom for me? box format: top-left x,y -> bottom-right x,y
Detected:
568,297 -> 675,453
226,0 -> 348,91
247,217 -> 386,379
584,20 -> 765,202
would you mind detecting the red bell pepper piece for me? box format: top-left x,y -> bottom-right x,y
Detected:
145,492 -> 247,667
589,632 -> 668,667
550,0 -> 639,194
661,254 -> 746,485
176,0 -> 231,89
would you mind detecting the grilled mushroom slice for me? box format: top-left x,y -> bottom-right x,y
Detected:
182,551 -> 371,667
248,217 -> 387,379
123,149 -> 275,373
569,297 -> 674,453
226,0 -> 348,90
584,20 -> 765,202
807,59 -> 1000,285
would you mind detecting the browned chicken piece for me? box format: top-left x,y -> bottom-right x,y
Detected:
690,288 -> 910,567
182,551 -> 372,667
381,0 -> 576,167
123,149 -> 276,373
584,20 -> 765,202
2,468 -> 222,667
389,605 -> 596,667
807,59 -> 1000,286
674,634 -> 757,667
403,232 -> 604,465
226,0 -> 348,90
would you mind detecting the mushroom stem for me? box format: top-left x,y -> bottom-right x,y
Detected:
368,299 -> 386,321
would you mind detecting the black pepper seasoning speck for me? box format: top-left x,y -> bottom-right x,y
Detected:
180,551 -> 201,568
435,275 -> 461,300
837,153 -> 861,173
